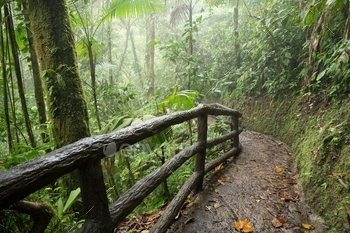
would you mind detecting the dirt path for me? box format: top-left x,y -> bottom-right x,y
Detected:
167,131 -> 326,233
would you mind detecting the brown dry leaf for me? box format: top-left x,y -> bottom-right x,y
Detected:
218,179 -> 225,185
215,163 -> 225,171
219,174 -> 232,183
275,166 -> 285,173
233,219 -> 254,233
276,215 -> 288,224
184,217 -> 195,224
271,218 -> 283,228
279,192 -> 298,202
302,223 -> 315,230
145,213 -> 160,222
185,200 -> 194,208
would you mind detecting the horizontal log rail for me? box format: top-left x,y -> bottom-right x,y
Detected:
0,103 -> 242,233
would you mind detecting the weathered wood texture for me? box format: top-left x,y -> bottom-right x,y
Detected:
207,130 -> 239,148
109,142 -> 203,226
76,160 -> 113,233
149,172 -> 202,233
0,104 -> 240,209
10,200 -> 53,233
231,114 -> 240,149
0,103 -> 241,233
205,147 -> 238,174
195,114 -> 208,193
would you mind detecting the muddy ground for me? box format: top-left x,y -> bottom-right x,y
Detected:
116,131 -> 327,233
167,131 -> 326,233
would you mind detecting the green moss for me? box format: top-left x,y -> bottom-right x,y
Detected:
233,95 -> 350,232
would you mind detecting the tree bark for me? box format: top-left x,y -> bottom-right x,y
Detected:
26,0 -> 112,231
22,1 -> 49,143
10,200 -> 53,233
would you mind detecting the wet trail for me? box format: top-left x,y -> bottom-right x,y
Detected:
167,131 -> 326,233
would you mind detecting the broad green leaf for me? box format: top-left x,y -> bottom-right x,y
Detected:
316,70 -> 326,81
56,198 -> 64,219
102,116 -> 134,133
158,89 -> 199,111
102,0 -> 165,21
303,1 -> 326,26
24,150 -> 39,160
63,188 -> 81,213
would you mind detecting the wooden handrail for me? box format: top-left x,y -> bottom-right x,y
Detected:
0,103 -> 242,233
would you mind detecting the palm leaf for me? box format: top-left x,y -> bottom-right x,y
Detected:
170,4 -> 189,26
102,0 -> 165,21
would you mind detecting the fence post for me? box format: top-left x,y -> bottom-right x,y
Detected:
231,115 -> 239,153
76,160 -> 113,232
195,114 -> 207,193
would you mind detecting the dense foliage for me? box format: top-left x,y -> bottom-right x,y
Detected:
0,0 -> 350,231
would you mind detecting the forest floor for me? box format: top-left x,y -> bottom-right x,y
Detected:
116,131 -> 327,233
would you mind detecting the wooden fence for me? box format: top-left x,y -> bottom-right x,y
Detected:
0,103 -> 242,233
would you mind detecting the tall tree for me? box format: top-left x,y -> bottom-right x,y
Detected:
22,1 -> 49,144
145,16 -> 155,96
26,0 -> 113,231
0,7 -> 13,153
5,4 -> 36,148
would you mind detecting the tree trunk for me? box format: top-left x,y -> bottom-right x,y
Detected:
145,16 -> 155,97
0,8 -> 13,153
117,19 -> 130,82
187,1 -> 193,90
130,30 -> 144,88
231,2 -> 241,92
87,40 -> 102,131
105,0 -> 114,86
22,1 -> 49,143
26,0 -> 112,231
5,4 -> 36,148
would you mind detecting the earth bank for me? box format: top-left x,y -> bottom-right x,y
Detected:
232,94 -> 350,232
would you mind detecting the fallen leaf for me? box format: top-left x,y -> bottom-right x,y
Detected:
184,217 -> 195,224
145,213 -> 160,222
302,223 -> 315,230
276,215 -> 288,224
279,192 -> 298,202
215,163 -> 225,171
275,166 -> 285,173
233,219 -> 254,233
214,203 -> 221,209
205,206 -> 212,211
271,218 -> 283,228
218,179 -> 225,185
219,174 -> 232,183
185,200 -> 194,208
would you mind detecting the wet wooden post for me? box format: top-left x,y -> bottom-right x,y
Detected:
77,160 -> 113,233
231,115 -> 239,153
194,114 -> 207,193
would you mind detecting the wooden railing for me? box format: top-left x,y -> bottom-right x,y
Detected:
0,103 -> 242,233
